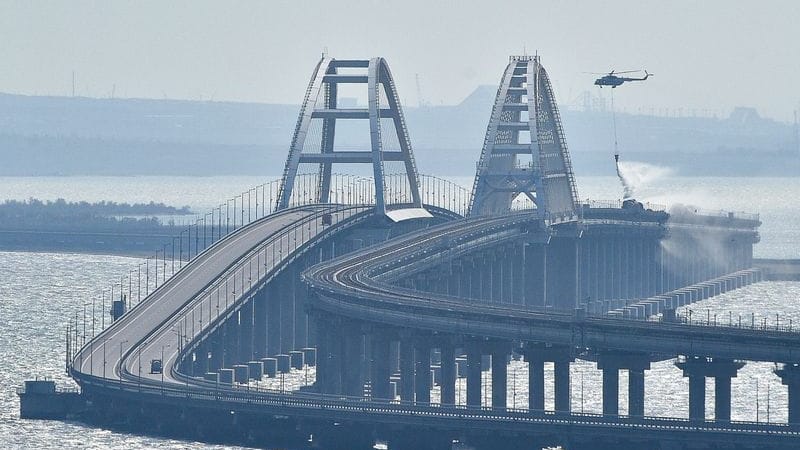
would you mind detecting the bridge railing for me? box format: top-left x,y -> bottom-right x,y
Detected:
688,207 -> 760,222
67,172 -> 470,371
592,301 -> 800,335
161,205 -> 375,379
581,199 -> 667,212
75,370 -> 799,433
66,177 -> 287,371
671,310 -> 799,334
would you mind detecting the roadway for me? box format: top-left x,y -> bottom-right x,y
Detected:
67,205 -> 800,446
72,204 -> 372,388
304,212 -> 800,363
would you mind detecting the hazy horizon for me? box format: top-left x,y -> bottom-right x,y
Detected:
2,1 -> 799,120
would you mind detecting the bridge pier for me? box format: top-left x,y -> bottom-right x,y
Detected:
342,327 -> 364,397
252,289 -> 267,359
524,244 -> 546,308
238,300 -> 254,363
676,357 -> 744,422
554,359 -> 570,413
511,245 -> 525,305
490,342 -> 509,409
316,315 -> 343,394
596,352 -> 651,417
279,270 -> 296,354
371,334 -> 392,400
414,341 -> 432,404
466,341 -> 483,407
523,343 -> 573,413
208,331 -> 223,371
266,280 -> 281,357
546,238 -> 578,310
439,343 -> 456,405
399,338 -> 415,402
775,363 -> 800,425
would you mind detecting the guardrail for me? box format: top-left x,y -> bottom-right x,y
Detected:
74,371 -> 799,435
67,173 -> 471,374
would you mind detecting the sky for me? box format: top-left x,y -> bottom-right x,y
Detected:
2,0 -> 800,121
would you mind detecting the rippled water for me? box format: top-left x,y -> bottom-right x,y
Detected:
1,175 -> 799,448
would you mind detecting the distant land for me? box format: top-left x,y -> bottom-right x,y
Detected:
1,89 -> 799,177
0,199 -> 193,256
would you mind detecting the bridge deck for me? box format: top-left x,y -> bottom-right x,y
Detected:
73,205 -> 370,388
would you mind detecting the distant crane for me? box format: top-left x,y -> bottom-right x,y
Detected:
794,108 -> 799,156
415,73 -> 429,108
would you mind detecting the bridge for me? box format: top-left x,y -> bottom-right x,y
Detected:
42,55 -> 798,450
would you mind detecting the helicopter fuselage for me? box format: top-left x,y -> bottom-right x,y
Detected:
594,72 -> 650,88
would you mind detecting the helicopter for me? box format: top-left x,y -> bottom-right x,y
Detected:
593,70 -> 652,88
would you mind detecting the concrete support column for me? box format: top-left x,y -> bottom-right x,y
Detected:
341,327 -> 363,397
447,264 -> 459,297
620,239 -> 630,300
491,345 -> 508,409
524,343 -> 573,413
266,282 -> 281,357
294,280 -> 309,349
524,244 -> 546,307
399,339 -> 415,402
628,368 -> 645,418
546,238 -> 578,310
414,342 -> 431,404
775,363 -> 800,425
279,271 -> 295,354
597,352 -> 651,418
602,368 -> 619,416
491,253 -> 502,303
371,335 -> 392,400
209,332 -> 223,371
238,301 -> 254,363
677,357 -> 744,423
440,344 -> 456,406
554,360 -> 570,413
480,255 -> 492,301
192,343 -> 208,376
222,319 -> 236,367
527,358 -> 545,411
688,373 -> 706,422
715,375 -> 732,422
314,314 -> 329,393
502,248 -> 513,303
512,245 -> 525,305
466,343 -> 483,407
326,322 -> 343,394
252,290 -> 268,359
602,239 -> 613,300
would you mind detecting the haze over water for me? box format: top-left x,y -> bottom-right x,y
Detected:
1,174 -> 798,448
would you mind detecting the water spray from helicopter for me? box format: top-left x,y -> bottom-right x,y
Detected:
590,68 -> 653,200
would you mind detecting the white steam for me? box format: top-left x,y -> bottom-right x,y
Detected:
615,160 -> 673,200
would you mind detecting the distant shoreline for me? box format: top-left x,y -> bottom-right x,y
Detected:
0,228 -> 182,258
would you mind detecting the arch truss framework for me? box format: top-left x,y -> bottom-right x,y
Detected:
469,55 -> 580,221
277,56 -> 422,215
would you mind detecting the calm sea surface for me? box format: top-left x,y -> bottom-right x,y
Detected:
1,175 -> 798,448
